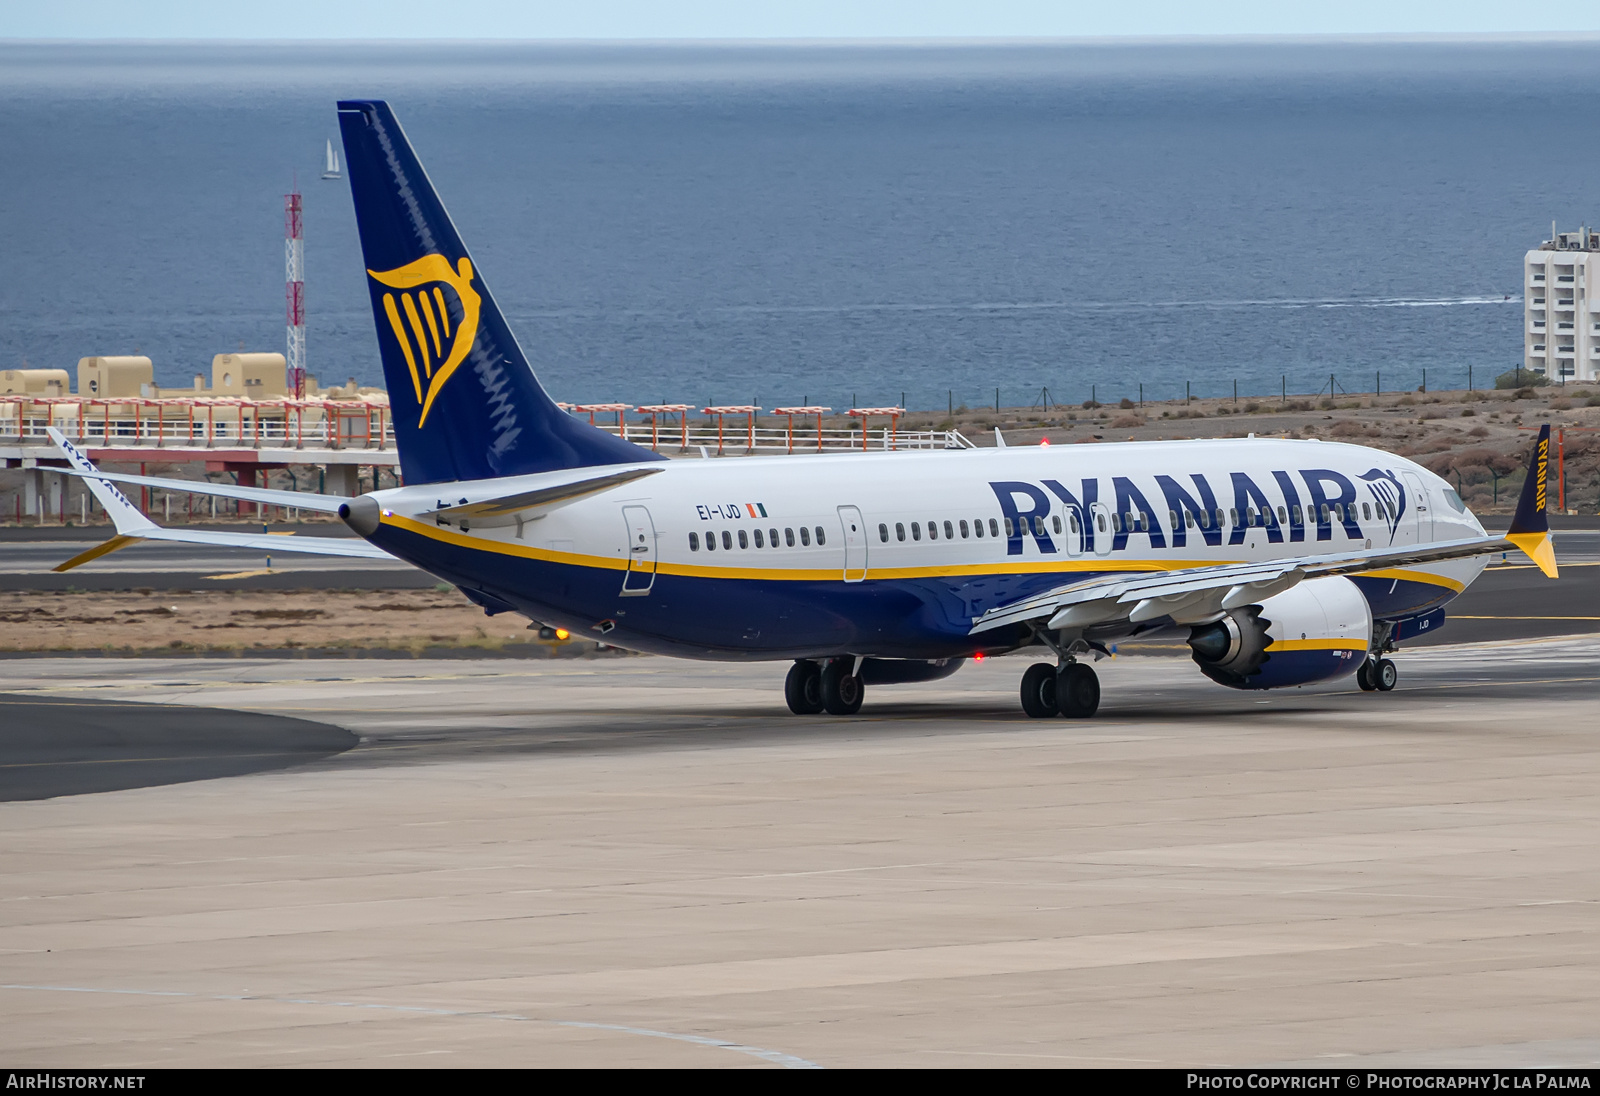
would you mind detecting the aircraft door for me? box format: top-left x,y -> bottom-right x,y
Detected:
1063,506 -> 1084,557
838,505 -> 867,582
620,504 -> 657,595
1400,472 -> 1432,542
1089,502 -> 1114,556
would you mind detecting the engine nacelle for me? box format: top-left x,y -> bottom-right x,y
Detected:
1187,576 -> 1372,690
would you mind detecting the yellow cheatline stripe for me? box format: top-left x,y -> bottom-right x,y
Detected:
1356,567 -> 1466,593
377,515 -> 1480,592
382,515 -> 1233,581
1267,639 -> 1365,652
52,534 -> 145,572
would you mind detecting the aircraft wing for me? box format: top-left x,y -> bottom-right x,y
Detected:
44,428 -> 394,570
969,535 -> 1508,635
972,423 -> 1559,636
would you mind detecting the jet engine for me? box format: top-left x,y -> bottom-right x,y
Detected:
1187,576 -> 1372,690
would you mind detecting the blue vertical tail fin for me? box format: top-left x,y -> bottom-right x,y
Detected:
336,99 -> 660,484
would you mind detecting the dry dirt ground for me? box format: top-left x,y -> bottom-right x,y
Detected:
0,588 -> 614,656
903,384 -> 1600,516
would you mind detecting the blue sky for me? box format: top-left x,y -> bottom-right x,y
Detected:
6,1 -> 1600,39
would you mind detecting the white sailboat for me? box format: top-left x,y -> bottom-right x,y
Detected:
321,139 -> 342,180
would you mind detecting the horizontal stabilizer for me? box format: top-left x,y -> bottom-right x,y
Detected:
52,465 -> 349,514
422,466 -> 663,527
45,426 -> 393,563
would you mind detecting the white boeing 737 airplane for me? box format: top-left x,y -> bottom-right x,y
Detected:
50,100 -> 1559,719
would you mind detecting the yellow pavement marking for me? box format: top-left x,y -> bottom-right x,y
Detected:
1449,615 -> 1600,621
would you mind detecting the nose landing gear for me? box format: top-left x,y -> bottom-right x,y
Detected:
1020,660 -> 1100,718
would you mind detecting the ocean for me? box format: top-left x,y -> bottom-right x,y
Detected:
2,39 -> 1598,412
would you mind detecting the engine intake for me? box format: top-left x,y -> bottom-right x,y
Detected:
1187,576 -> 1373,691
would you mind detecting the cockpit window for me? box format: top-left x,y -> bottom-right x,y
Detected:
1442,488 -> 1467,513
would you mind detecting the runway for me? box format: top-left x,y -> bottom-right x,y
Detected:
1,639 -> 1596,1067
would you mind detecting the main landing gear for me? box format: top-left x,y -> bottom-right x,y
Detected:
1356,657 -> 1398,692
1020,660 -> 1100,719
785,658 -> 863,715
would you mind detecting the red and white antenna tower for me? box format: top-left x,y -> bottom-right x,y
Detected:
284,189 -> 306,399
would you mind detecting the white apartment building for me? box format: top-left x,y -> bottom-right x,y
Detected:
1525,226 -> 1600,382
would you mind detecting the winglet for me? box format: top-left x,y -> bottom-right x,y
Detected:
53,534 -> 145,572
45,427 -> 158,537
1505,423 -> 1557,578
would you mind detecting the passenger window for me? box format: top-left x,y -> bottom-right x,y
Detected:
722,530 -> 733,550
1229,508 -> 1238,526
785,527 -> 795,547
689,532 -> 699,551
1031,516 -> 1043,536
973,518 -> 984,538
911,522 -> 921,541
878,523 -> 888,543
1168,509 -> 1178,529
1112,513 -> 1122,533
896,522 -> 906,542
928,521 -> 938,541
1277,506 -> 1286,524
1096,514 -> 1106,533
770,527 -> 779,546
754,529 -> 764,548
1319,504 -> 1330,523
960,520 -> 970,538
1070,512 -> 1080,533
799,526 -> 811,546
1185,511 -> 1194,529
738,529 -> 748,549
815,526 -> 825,546
1051,515 -> 1061,535
1216,509 -> 1225,528
944,520 -> 954,540
1292,504 -> 1303,524
1362,503 -> 1371,520
705,531 -> 716,551
1003,518 -> 1014,537
989,518 -> 999,538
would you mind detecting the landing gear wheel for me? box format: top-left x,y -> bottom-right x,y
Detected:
785,660 -> 824,714
1356,660 -> 1378,691
1374,657 -> 1398,692
1056,662 -> 1100,719
820,659 -> 864,715
1020,662 -> 1058,718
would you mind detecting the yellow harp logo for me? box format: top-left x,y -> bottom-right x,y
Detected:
368,254 -> 481,427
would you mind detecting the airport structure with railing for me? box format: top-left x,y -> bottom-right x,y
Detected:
0,352 -> 973,524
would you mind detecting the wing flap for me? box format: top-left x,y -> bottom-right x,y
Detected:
973,535 -> 1510,635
